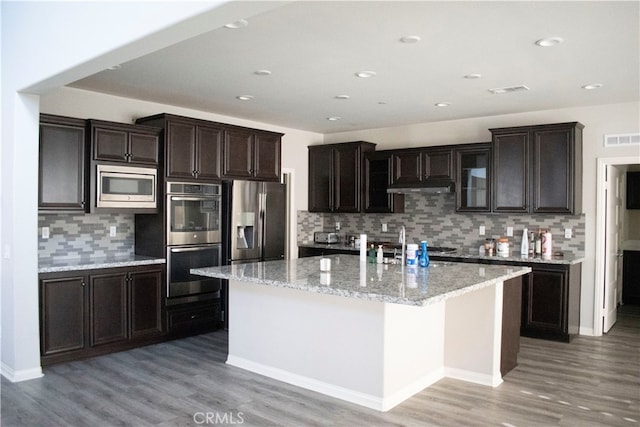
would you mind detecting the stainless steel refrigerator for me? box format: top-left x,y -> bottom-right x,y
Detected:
226,180 -> 287,264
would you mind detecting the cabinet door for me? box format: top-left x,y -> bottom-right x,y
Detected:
93,127 -> 128,162
424,149 -> 453,180
253,132 -> 281,181
391,150 -> 422,185
166,121 -> 197,179
89,272 -> 128,347
456,146 -> 491,212
130,269 -> 163,339
195,125 -> 223,180
308,146 -> 333,212
128,132 -> 159,165
222,128 -> 254,179
522,268 -> 566,335
333,144 -> 360,212
39,116 -> 87,211
532,127 -> 573,213
40,276 -> 86,356
623,251 -> 640,304
493,132 -> 529,212
364,152 -> 403,213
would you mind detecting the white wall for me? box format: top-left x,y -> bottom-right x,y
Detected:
325,101 -> 640,334
0,0 -> 288,382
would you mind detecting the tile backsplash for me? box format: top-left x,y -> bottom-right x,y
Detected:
298,193 -> 585,255
38,214 -> 134,262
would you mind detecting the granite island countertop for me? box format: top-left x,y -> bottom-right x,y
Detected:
298,241 -> 584,265
192,255 -> 530,307
39,254 -> 165,273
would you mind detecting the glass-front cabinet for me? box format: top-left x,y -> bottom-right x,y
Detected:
455,144 -> 491,212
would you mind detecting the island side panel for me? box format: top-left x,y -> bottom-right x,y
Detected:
226,279 -> 448,412
381,301 -> 446,411
227,279 -> 386,408
443,280 -> 504,387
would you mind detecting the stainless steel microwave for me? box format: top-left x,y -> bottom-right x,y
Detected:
96,164 -> 157,209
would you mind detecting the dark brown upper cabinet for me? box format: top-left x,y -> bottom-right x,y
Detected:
39,114 -> 88,212
491,122 -> 583,214
136,113 -> 223,181
627,172 -> 640,209
221,127 -> 283,181
89,119 -> 160,166
308,141 -> 375,213
455,143 -> 492,212
364,151 -> 404,213
390,147 -> 454,186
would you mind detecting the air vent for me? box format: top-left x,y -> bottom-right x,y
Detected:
488,85 -> 530,95
604,133 -> 640,147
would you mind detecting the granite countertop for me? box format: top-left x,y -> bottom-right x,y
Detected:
191,255 -> 530,307
298,241 -> 584,265
39,254 -> 166,273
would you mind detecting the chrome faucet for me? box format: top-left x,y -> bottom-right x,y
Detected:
398,226 -> 406,265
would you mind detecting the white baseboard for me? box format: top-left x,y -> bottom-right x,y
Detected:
227,355 -> 444,412
1,362 -> 43,382
579,325 -> 595,336
444,366 -> 503,387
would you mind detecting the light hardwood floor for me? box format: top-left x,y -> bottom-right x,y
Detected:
2,312 -> 638,427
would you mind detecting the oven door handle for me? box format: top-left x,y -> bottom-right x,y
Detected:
169,245 -> 218,253
170,196 -> 218,202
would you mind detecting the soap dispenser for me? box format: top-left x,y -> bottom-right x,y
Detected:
419,241 -> 430,267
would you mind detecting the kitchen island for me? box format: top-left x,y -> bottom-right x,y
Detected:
192,255 -> 530,411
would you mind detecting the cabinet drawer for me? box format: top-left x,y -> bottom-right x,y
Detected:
166,301 -> 221,335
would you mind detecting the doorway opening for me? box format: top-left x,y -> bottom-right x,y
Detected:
595,158 -> 640,336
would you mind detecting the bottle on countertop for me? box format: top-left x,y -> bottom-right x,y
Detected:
368,244 -> 376,263
376,245 -> 384,264
419,241 -> 430,267
535,228 -> 542,255
520,228 -> 529,256
542,229 -> 552,258
528,232 -> 535,256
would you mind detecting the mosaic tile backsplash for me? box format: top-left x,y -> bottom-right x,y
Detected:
38,214 -> 134,263
298,193 -> 585,255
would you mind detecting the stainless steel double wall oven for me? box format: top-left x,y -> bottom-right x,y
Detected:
165,182 -> 222,306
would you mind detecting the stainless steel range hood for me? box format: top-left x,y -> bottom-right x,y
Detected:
386,182 -> 455,194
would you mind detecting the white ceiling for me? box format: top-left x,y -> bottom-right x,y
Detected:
70,1 -> 640,135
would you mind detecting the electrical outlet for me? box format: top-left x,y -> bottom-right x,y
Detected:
382,223 -> 388,232
42,227 -> 50,239
335,222 -> 340,231
479,225 -> 485,235
110,226 -> 117,237
565,228 -> 572,239
506,227 -> 513,237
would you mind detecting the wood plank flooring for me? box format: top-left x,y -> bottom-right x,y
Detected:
2,312 -> 638,426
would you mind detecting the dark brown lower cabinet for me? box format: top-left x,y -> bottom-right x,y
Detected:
521,263 -> 581,342
501,276 -> 523,376
166,300 -> 221,337
39,264 -> 165,366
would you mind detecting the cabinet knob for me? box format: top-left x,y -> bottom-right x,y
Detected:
81,282 -> 85,287
191,314 -> 198,319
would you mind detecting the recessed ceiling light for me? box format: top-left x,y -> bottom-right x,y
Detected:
535,37 -> 564,47
582,83 -> 603,90
108,64 -> 122,71
335,95 -> 350,100
464,73 -> 482,79
225,19 -> 248,29
355,71 -> 376,78
327,116 -> 342,121
254,70 -> 272,76
400,35 -> 421,44
236,95 -> 254,101
434,102 -> 451,107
